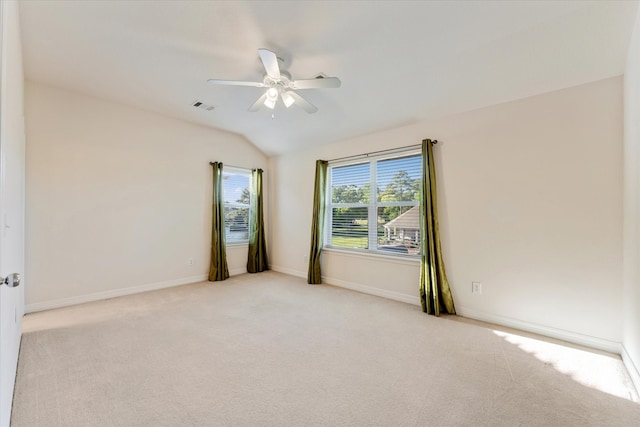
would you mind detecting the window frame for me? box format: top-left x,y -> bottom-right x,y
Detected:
325,148 -> 422,258
222,166 -> 252,246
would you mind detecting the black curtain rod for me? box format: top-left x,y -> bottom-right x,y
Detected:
209,162 -> 258,170
327,139 -> 437,163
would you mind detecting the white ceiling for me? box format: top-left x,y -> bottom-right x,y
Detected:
19,1 -> 638,156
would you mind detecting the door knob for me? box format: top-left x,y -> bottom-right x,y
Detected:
2,273 -> 20,287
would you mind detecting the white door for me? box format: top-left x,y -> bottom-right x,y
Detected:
0,1 -> 26,425
0,115 -> 24,427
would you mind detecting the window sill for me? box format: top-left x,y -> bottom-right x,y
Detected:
226,242 -> 249,248
323,246 -> 420,266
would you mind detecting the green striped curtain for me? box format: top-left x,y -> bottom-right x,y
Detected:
247,168 -> 269,273
307,160 -> 328,284
420,139 -> 455,315
209,162 -> 229,281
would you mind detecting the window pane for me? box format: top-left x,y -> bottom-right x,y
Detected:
327,150 -> 421,257
223,171 -> 250,243
377,155 -> 421,203
377,206 -> 420,255
331,162 -> 370,203
330,207 -> 368,249
224,206 -> 249,242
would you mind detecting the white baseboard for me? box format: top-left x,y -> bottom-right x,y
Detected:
25,274 -> 208,313
229,268 -> 247,276
621,345 -> 640,399
270,268 -> 622,355
270,265 -> 306,279
270,265 -> 421,307
322,275 -> 421,307
456,306 -> 622,354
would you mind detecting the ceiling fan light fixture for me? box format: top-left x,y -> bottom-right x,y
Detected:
263,96 -> 277,110
264,87 -> 279,109
281,91 -> 295,108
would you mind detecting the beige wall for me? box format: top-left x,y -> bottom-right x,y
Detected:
25,82 -> 267,307
271,76 -> 623,346
623,5 -> 640,388
23,58 -> 628,355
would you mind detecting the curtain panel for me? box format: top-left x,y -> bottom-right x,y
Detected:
247,168 -> 269,273
209,162 -> 230,281
420,139 -> 455,315
307,160 -> 328,284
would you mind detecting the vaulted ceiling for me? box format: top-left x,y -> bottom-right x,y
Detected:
19,1 -> 638,156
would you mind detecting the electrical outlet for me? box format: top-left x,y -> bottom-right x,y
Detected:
472,281 -> 482,294
188,257 -> 194,266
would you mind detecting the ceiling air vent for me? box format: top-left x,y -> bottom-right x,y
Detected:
192,100 -> 215,111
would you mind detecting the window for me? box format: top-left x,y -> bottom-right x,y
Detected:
223,168 -> 251,244
327,149 -> 422,256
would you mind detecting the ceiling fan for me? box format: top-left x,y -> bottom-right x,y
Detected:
207,48 -> 341,114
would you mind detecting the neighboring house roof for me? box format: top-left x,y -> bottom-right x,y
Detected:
384,206 -> 420,231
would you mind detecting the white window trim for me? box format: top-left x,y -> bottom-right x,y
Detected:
323,246 -> 420,266
325,148 -> 421,257
223,166 -> 252,245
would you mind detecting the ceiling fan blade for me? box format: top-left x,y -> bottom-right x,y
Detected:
207,79 -> 265,87
248,92 -> 268,112
288,91 -> 318,114
290,77 -> 341,89
258,48 -> 281,80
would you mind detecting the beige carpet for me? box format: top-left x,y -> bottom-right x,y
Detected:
12,271 -> 640,426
